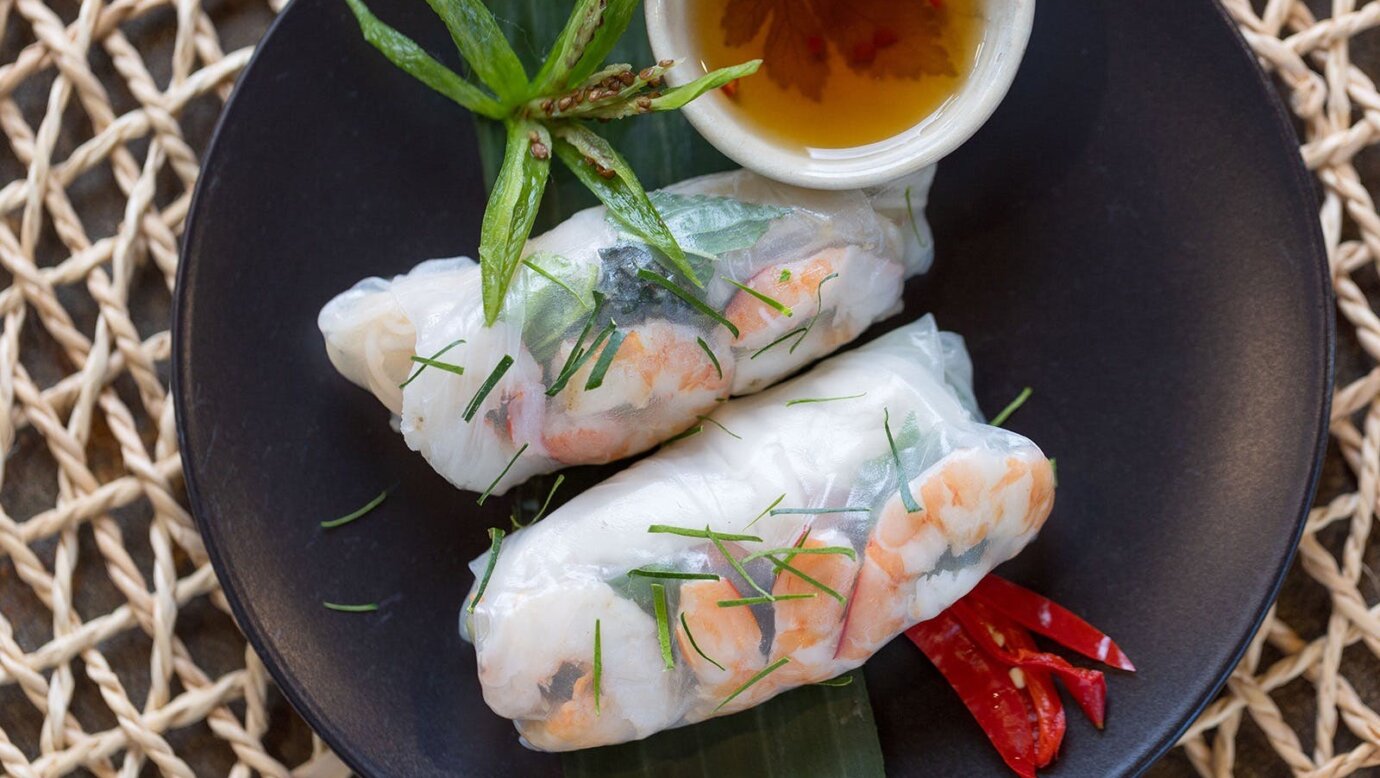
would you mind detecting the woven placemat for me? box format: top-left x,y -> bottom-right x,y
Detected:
0,0 -> 1370,775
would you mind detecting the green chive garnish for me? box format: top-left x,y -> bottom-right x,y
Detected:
407,355 -> 464,377
463,354 -> 515,422
714,657 -> 791,712
1050,457 -> 1059,487
529,474 -> 565,526
884,407 -> 922,513
696,336 -> 723,379
778,269 -> 791,282
722,276 -> 793,317
750,327 -> 807,360
323,601 -> 379,613
584,329 -> 627,391
467,527 -> 505,614
786,393 -> 867,407
647,525 -> 763,543
546,292 -> 606,396
711,531 -> 770,597
759,555 -> 846,604
696,414 -> 741,440
593,618 -> 602,715
653,582 -> 674,670
744,493 -> 785,529
629,569 -> 721,581
717,593 -> 816,608
990,386 -> 1033,427
815,675 -> 854,688
548,321 -> 616,396
399,338 -> 465,388
477,444 -> 529,506
905,185 -> 928,248
743,546 -> 857,564
664,425 -> 703,444
789,272 -> 839,354
680,612 -> 725,671
637,268 -> 740,338
769,506 -> 870,516
321,487 -> 392,528
524,257 -> 592,310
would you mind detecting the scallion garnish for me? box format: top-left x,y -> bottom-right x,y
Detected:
710,531 -> 770,597
815,675 -> 854,688
785,393 -> 867,407
789,272 -> 839,354
584,328 -> 627,390
467,527 -> 505,613
548,320 -> 617,396
647,525 -> 763,542
524,257 -> 592,310
696,336 -> 723,379
717,593 -> 816,608
680,612 -> 725,671
409,355 -> 465,376
546,291 -> 606,396
884,407 -> 922,513
636,268 -> 740,338
743,545 -> 857,564
750,327 -> 807,360
652,582 -> 674,670
744,493 -> 785,529
664,425 -> 703,444
529,474 -> 565,526
477,444 -> 529,506
990,386 -> 1033,427
769,506 -> 870,516
463,354 -> 515,422
629,569 -> 721,581
696,414 -> 741,440
321,486 -> 392,528
323,601 -> 379,613
593,618 -> 602,715
399,338 -> 466,388
714,656 -> 790,711
760,555 -> 846,604
722,276 -> 793,317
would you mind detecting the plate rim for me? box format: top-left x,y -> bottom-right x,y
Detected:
171,1 -> 1336,775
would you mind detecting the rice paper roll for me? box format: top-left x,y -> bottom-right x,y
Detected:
318,167 -> 934,494
460,316 -> 1056,751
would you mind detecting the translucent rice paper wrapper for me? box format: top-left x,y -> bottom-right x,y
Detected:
317,167 -> 936,494
460,316 -> 1056,752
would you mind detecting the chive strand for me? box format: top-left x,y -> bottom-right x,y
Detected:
884,408 -> 922,513
322,601 -> 379,613
744,493 -> 785,529
722,276 -> 793,317
408,355 -> 464,376
785,393 -> 867,407
789,272 -> 839,354
528,474 -> 564,525
466,527 -> 505,613
743,545 -> 857,564
711,531 -> 770,597
583,328 -> 627,390
648,525 -> 762,543
663,425 -> 703,444
636,269 -> 740,338
477,443 -> 529,506
696,336 -> 723,379
628,569 -> 721,581
547,321 -> 616,396
523,257 -> 592,310
989,386 -> 1033,427
761,555 -> 846,604
399,338 -> 465,388
815,675 -> 854,688
716,593 -> 816,608
593,618 -> 602,715
750,327 -> 807,360
679,612 -> 725,671
769,506 -> 870,516
696,414 -> 741,440
653,583 -> 674,670
463,354 -> 515,422
320,486 -> 391,528
714,657 -> 792,712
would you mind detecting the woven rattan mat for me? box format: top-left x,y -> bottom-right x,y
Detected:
0,0 -> 1372,775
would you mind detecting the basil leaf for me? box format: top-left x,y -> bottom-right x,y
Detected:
521,251 -> 599,362
647,191 -> 790,258
480,119 -> 551,325
551,124 -> 699,287
530,0 -> 605,97
421,0 -> 528,102
566,0 -> 638,88
343,0 -> 505,119
649,60 -> 762,112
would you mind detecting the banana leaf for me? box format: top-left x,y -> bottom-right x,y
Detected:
470,3 -> 887,775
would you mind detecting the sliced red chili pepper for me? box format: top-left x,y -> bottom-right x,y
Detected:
950,600 -> 1066,765
906,613 -> 1038,778
951,599 -> 1108,729
971,575 -> 1136,672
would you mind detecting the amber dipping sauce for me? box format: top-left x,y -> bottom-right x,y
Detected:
689,0 -> 983,150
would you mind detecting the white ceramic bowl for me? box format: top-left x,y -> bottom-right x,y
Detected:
644,0 -> 1036,190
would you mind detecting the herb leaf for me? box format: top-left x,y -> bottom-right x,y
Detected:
697,336 -> 724,379
884,408 -> 923,513
566,0 -> 638,87
723,276 -> 792,317
463,354 -> 515,422
342,0 -> 505,119
531,0 -> 606,96
786,393 -> 866,407
652,60 -> 763,112
653,582 -> 675,670
552,123 -> 695,284
480,119 -> 551,325
680,612 -> 725,671
321,487 -> 391,529
584,329 -> 627,391
990,386 -> 1033,427
467,527 -> 505,613
323,601 -> 379,613
421,0 -> 526,101
637,268 -> 739,337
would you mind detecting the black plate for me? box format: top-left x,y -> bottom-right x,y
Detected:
174,1 -> 1333,775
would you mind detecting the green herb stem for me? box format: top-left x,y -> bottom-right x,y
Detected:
321,487 -> 392,528
653,583 -> 674,670
717,593 -> 816,608
629,569 -> 721,581
990,386 -> 1033,427
593,618 -> 603,715
789,272 -> 839,354
679,612 -> 725,671
696,415 -> 741,440
697,337 -> 724,379
760,556 -> 846,604
743,546 -> 857,564
400,338 -> 465,388
785,393 -> 867,407
584,329 -> 627,390
814,676 -> 854,688
636,269 -> 740,337
467,527 -> 505,614
884,408 -> 922,514
711,532 -> 770,597
769,507 -> 870,516
477,444 -> 529,506
750,327 -> 807,360
648,525 -> 762,543
723,276 -> 792,317
323,601 -> 379,613
464,354 -> 515,422
713,655 -> 790,712
744,493 -> 785,529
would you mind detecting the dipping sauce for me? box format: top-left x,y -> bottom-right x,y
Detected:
689,0 -> 983,150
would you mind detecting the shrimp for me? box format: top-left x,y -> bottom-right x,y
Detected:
543,320 -> 731,464
767,529 -> 862,685
836,450 -> 1055,663
675,578 -> 766,717
724,246 -> 906,394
